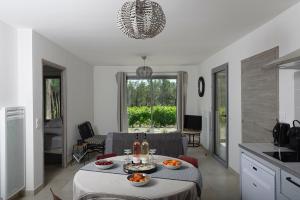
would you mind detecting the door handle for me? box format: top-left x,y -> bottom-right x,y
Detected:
286,177 -> 300,188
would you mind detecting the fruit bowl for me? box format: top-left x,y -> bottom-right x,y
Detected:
94,160 -> 114,170
162,159 -> 182,170
127,173 -> 151,187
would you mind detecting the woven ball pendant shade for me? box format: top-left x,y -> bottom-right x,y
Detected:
117,0 -> 166,39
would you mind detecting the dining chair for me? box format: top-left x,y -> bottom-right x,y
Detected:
78,121 -> 105,154
50,188 -> 63,200
78,193 -> 150,200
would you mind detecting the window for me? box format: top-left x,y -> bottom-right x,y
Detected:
127,76 -> 177,133
44,77 -> 61,120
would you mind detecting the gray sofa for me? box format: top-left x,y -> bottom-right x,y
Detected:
105,132 -> 188,157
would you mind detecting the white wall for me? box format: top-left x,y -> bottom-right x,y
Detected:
295,71 -> 300,121
0,21 -> 35,191
17,29 -> 35,190
0,21 -> 18,107
32,32 -> 94,189
16,30 -> 94,190
197,2 -> 300,173
93,66 -> 200,134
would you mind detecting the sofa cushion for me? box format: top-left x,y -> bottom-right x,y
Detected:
105,132 -> 186,158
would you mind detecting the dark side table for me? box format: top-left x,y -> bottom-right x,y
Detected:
182,131 -> 201,147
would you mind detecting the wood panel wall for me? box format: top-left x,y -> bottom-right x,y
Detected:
241,47 -> 279,143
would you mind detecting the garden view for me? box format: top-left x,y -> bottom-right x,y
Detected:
127,78 -> 177,133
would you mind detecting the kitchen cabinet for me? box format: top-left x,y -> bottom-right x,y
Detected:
241,153 -> 276,200
240,143 -> 300,200
281,170 -> 300,200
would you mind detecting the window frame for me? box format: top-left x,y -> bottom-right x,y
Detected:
126,75 -> 178,132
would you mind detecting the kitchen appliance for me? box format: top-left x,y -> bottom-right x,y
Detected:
241,153 -> 275,200
287,120 -> 300,152
0,107 -> 25,200
272,120 -> 290,147
263,151 -> 300,162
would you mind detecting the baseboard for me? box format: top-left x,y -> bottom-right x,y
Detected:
34,183 -> 45,195
228,167 -> 240,176
8,190 -> 26,200
199,144 -> 209,152
198,144 -> 240,176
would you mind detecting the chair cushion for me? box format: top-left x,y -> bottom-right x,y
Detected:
96,153 -> 117,160
84,135 -> 106,145
178,155 -> 199,168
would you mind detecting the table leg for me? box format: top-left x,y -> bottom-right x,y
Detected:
192,135 -> 195,147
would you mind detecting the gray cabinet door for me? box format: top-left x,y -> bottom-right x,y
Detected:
241,47 -> 279,143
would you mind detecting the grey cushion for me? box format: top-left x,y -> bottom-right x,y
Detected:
105,132 -> 188,157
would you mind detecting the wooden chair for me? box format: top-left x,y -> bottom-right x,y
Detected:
50,188 -> 63,200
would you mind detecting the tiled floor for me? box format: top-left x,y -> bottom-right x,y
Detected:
20,147 -> 240,200
188,147 -> 240,200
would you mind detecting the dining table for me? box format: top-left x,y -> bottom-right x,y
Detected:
73,155 -> 201,200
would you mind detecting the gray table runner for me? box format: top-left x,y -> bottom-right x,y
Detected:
81,161 -> 202,196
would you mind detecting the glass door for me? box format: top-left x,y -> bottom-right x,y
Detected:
127,76 -> 177,133
212,64 -> 228,166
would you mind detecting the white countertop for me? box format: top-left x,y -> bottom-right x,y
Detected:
239,143 -> 300,178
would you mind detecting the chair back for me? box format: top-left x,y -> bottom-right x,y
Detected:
79,193 -> 149,200
50,188 -> 63,200
78,121 -> 95,140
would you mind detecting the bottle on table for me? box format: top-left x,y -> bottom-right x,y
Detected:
141,133 -> 150,164
132,133 -> 141,164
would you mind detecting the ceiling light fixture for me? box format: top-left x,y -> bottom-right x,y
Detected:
117,0 -> 166,39
136,56 -> 153,78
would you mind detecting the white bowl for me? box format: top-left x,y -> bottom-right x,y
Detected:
127,174 -> 151,187
162,160 -> 182,170
94,160 -> 114,170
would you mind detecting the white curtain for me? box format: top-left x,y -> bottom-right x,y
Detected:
177,71 -> 188,131
116,72 -> 128,132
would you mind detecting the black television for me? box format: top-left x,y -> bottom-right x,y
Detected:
184,115 -> 202,131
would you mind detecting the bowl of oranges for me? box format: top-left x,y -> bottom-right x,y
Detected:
127,173 -> 151,187
162,159 -> 182,170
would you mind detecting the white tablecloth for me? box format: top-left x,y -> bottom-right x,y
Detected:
73,155 -> 199,200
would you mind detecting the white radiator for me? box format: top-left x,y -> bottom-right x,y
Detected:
0,107 -> 25,200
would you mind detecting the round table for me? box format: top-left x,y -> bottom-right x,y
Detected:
73,155 -> 199,200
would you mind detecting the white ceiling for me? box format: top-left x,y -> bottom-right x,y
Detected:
0,0 -> 299,66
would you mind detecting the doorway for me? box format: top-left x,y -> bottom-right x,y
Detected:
42,60 -> 67,184
212,63 -> 228,167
